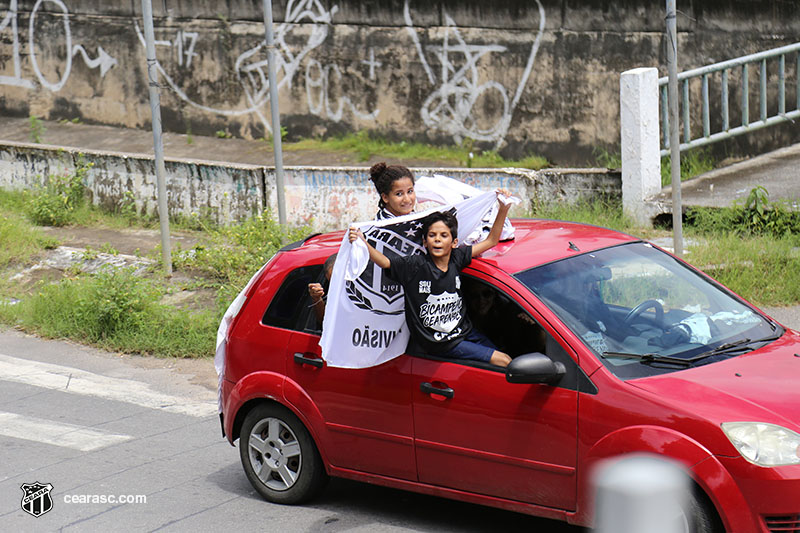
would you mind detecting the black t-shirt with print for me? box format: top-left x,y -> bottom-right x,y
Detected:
386,246 -> 473,355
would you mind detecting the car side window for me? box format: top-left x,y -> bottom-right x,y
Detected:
461,276 -> 585,390
463,277 -> 548,357
262,265 -> 322,331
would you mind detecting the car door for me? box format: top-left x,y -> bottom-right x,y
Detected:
411,276 -> 580,510
279,266 -> 416,481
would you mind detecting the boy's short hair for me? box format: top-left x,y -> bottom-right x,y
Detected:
422,210 -> 458,240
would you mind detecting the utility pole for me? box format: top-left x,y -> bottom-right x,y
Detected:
141,0 -> 172,274
262,0 -> 287,226
666,0 -> 683,257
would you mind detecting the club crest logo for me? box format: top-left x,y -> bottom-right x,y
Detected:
20,482 -> 53,518
346,219 -> 426,315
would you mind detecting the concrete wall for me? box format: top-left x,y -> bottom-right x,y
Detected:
2,0 -> 798,165
0,140 -> 620,229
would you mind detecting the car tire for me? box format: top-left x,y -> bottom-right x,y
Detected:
683,489 -> 723,533
239,403 -> 328,504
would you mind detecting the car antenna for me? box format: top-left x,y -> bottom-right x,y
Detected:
568,242 -> 580,252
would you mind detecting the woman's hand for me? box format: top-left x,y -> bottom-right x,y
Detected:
348,227 -> 364,243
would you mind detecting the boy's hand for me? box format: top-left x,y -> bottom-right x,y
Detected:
496,188 -> 512,198
348,227 -> 365,243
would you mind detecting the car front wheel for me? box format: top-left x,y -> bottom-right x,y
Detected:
676,489 -> 722,533
239,403 -> 328,504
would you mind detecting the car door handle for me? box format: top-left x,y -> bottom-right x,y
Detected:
294,352 -> 324,368
420,381 -> 454,399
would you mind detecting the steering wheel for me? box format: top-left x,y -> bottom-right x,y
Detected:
624,299 -> 664,327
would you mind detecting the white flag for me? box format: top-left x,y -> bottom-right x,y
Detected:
415,174 -> 520,243
320,191 -> 499,368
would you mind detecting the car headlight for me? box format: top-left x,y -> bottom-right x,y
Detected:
721,422 -> 800,467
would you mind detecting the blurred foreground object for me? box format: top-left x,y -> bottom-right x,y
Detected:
594,454 -> 689,533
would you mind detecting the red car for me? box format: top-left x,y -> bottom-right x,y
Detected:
218,219 -> 800,533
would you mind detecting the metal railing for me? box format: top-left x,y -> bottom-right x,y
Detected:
659,42 -> 800,157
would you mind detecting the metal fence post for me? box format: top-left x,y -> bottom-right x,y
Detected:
666,0 -> 683,257
261,0 -> 287,227
141,0 -> 172,275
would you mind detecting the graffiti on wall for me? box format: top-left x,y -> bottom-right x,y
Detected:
134,0 -> 378,132
2,0 -> 545,147
0,0 -> 117,90
404,0 -> 545,148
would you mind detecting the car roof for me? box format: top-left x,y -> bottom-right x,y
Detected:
297,219 -> 639,274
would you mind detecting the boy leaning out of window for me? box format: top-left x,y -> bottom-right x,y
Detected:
348,190 -> 514,367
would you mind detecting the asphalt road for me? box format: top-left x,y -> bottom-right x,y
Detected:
0,328 -> 581,532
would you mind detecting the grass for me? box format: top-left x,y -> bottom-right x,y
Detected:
593,146 -> 715,186
0,190 -> 58,268
689,234 -> 800,306
0,173 -> 306,358
529,194 -> 800,307
0,268 -> 217,357
286,131 -> 549,170
660,148 -> 715,186
529,196 -> 638,234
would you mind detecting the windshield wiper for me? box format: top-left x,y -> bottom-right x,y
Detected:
690,333 -> 783,362
601,333 -> 784,369
601,351 -> 693,367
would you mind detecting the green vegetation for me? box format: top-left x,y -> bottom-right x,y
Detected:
592,147 -> 622,169
689,234 -> 800,306
685,186 -> 800,239
286,131 -> 549,170
593,146 -> 714,186
530,196 -> 636,234
0,211 -> 57,269
265,126 -> 288,144
0,268 -> 216,357
173,211 -> 308,306
29,115 -> 45,143
0,171 -> 306,358
26,158 -> 92,226
681,186 -> 800,306
530,188 -> 800,307
660,148 -> 714,186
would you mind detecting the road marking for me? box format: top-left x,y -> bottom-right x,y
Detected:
0,412 -> 131,451
0,354 -> 217,417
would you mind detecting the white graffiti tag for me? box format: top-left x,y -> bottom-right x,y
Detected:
0,0 -> 118,91
134,0 -> 377,131
404,0 -> 545,148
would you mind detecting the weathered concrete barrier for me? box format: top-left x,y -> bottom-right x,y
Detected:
0,141 -> 620,230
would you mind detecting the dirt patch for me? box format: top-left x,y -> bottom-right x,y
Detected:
38,225 -> 202,256
7,225 -> 219,314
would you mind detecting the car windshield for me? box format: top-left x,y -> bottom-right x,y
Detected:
515,242 -> 781,379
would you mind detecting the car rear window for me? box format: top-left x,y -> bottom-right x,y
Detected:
262,264 -> 323,330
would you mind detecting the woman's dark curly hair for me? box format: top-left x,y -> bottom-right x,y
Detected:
369,162 -> 415,209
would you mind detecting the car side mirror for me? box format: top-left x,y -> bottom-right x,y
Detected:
505,352 -> 566,385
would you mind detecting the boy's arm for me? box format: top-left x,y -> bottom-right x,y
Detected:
349,227 -> 391,269
471,192 -> 513,257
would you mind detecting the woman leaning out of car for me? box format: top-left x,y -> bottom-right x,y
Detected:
369,162 -> 416,220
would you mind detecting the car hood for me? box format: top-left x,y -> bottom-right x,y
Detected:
630,330 -> 800,430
